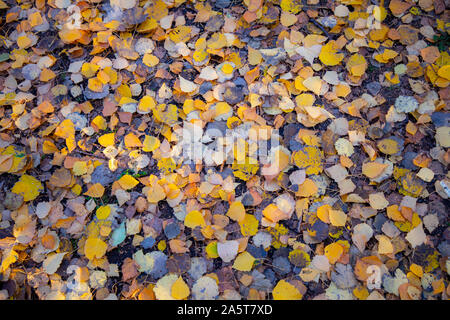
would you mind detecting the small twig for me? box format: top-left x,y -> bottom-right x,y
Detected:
309,18 -> 330,38
76,149 -> 108,160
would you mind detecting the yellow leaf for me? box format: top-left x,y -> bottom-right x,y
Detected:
410,263 -> 423,278
0,146 -> 27,174
171,276 -> 190,300
319,41 -> 344,66
97,70 -> 110,84
142,53 -> 159,67
263,203 -> 287,223
226,201 -> 245,222
54,119 -> 75,139
17,35 -> 32,49
193,48 -> 208,63
374,53 -> 386,63
157,157 -> 177,174
406,121 -> 417,135
81,62 -> 100,78
40,68 -> 56,82
29,11 -> 43,27
437,65 -> 450,80
377,235 -> 394,255
387,205 -> 406,222
103,67 -> 117,84
66,136 -> 76,153
296,178 -> 318,197
239,214 -> 259,236
124,132 -> 143,148
324,242 -> 344,264
221,62 -> 234,74
291,146 -> 323,175
317,204 -> 331,223
84,237 -> 107,260
96,205 -> 111,220
362,162 -> 388,179
214,102 -> 232,118
0,249 -> 18,273
88,78 -> 104,92
382,49 -> 398,60
303,76 -> 324,95
295,93 -> 315,107
335,83 -> 351,97
280,0 -> 302,14
153,104 -> 178,126
184,210 -> 206,229
147,183 -> 166,203
138,96 -> 156,114
347,53 -> 367,77
58,29 -> 82,44
119,96 -> 137,106
168,26 -> 192,43
73,161 -> 88,176
232,251 -> 255,272
207,32 -> 227,50
142,135 -> 160,152
205,241 -> 219,259
272,279 -> 302,300
353,286 -> 369,300
137,18 -> 158,33
38,101 -> 54,113
232,159 -> 259,181
72,184 -> 82,195
157,240 -> 166,251
385,71 -> 400,84
84,183 -> 105,198
91,116 -> 107,131
118,174 -> 139,190
11,174 -> 43,201
329,209 -> 347,227
98,133 -> 115,147
377,137 -> 401,155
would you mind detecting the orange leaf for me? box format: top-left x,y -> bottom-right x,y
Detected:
84,183 -> 105,198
